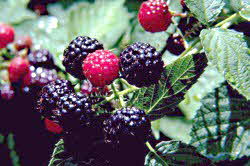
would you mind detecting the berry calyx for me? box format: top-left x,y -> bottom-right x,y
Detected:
138,0 -> 172,33
63,36 -> 104,79
0,84 -> 15,101
166,33 -> 185,55
103,107 -> 151,144
8,56 -> 30,83
0,23 -> 15,49
120,42 -> 164,87
81,80 -> 110,96
83,50 -> 120,87
44,118 -> 63,134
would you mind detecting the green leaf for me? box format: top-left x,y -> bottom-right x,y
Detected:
145,141 -> 214,166
15,0 -> 130,69
239,6 -> 250,21
158,117 -> 192,143
49,139 -> 72,166
185,0 -> 225,25
128,53 -> 207,119
200,28 -> 250,100
0,0 -> 36,24
179,65 -> 225,120
190,85 -> 250,162
230,0 -> 250,12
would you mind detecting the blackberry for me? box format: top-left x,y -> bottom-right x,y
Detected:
63,36 -> 104,79
0,84 -> 15,101
28,49 -> 55,69
36,79 -> 74,119
57,92 -> 94,132
103,107 -> 151,144
166,33 -> 185,55
23,66 -> 58,87
231,22 -> 250,37
120,42 -> 164,87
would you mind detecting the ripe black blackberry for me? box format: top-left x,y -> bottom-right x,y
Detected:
166,33 -> 185,55
120,42 -> 164,87
103,107 -> 151,144
36,79 -> 74,119
63,36 -> 104,79
103,107 -> 151,166
28,49 -> 55,69
57,92 -> 94,131
23,66 -> 58,87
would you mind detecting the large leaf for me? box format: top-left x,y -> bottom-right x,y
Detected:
200,28 -> 250,100
190,85 -> 250,162
0,0 -> 36,24
185,0 -> 225,25
239,6 -> 250,21
15,0 -> 130,68
179,65 -> 225,120
145,141 -> 214,166
230,0 -> 250,12
128,53 -> 208,119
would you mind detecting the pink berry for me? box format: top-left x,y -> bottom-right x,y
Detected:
138,0 -> 172,33
0,84 -> 15,101
8,56 -> 30,83
44,118 -> 63,134
0,23 -> 15,49
83,50 -> 120,87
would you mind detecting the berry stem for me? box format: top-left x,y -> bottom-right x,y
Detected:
215,12 -> 240,28
0,62 -> 9,70
146,141 -> 168,165
178,12 -> 242,57
111,82 -> 126,107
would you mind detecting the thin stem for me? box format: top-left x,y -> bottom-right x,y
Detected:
180,38 -> 200,57
111,83 -> 126,107
146,142 -> 168,166
215,13 -> 239,28
111,83 -> 119,99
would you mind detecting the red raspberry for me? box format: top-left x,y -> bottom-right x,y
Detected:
138,0 -> 172,33
44,118 -> 63,134
0,84 -> 15,100
8,56 -> 30,83
83,50 -> 119,87
14,36 -> 33,51
0,23 -> 15,49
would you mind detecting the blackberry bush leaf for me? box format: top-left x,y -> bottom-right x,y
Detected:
179,65 -> 225,120
185,0 -> 225,25
239,6 -> 250,21
128,53 -> 207,119
200,28 -> 250,100
49,139 -> 72,166
145,141 -> 214,166
0,0 -> 36,24
230,0 -> 250,12
190,85 -> 250,162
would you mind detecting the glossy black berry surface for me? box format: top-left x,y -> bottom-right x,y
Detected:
36,79 -> 74,119
103,107 -> 151,144
63,36 -> 104,79
166,34 -> 185,55
28,49 -> 55,69
120,42 -> 164,87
